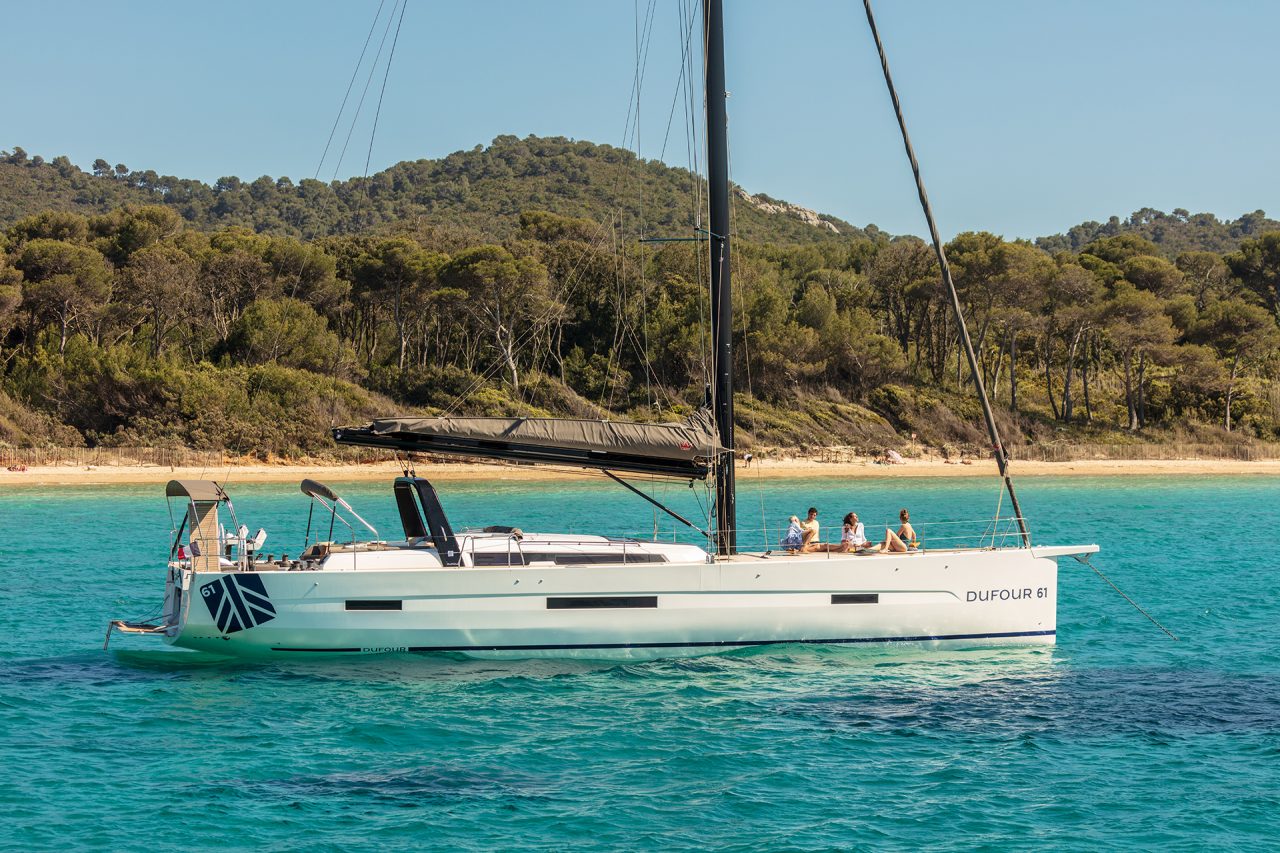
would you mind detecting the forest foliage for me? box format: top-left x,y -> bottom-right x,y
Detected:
3,139 -> 1280,456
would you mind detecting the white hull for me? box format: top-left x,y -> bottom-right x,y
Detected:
159,545 -> 1088,660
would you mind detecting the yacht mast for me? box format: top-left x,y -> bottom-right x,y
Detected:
705,0 -> 736,555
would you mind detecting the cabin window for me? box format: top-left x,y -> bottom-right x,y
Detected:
546,596 -> 658,610
551,553 -> 668,565
345,600 -> 403,611
831,593 -> 878,605
472,553 -> 529,567
471,552 -> 669,567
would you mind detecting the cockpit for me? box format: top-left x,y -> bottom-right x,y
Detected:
165,476 -> 708,574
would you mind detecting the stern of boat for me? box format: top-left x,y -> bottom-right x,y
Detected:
104,563 -> 187,648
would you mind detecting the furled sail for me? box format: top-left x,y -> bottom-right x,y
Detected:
332,409 -> 723,478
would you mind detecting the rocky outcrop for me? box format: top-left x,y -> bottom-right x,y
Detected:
734,188 -> 843,233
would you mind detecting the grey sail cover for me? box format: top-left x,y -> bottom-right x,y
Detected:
333,409 -> 723,478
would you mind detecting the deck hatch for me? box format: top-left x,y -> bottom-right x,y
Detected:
345,599 -> 403,611
831,593 -> 879,605
546,596 -> 658,610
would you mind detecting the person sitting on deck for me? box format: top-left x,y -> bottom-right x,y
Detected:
799,507 -> 823,553
895,508 -> 918,549
837,512 -> 868,552
780,516 -> 804,552
867,528 -> 911,553
854,509 -> 917,554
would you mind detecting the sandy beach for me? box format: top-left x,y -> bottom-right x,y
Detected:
3,456 -> 1280,487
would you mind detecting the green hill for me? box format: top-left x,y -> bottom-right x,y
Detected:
1036,207 -> 1280,257
5,143 -> 1274,257
0,138 -> 868,246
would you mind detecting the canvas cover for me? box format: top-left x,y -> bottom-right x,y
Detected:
300,479 -> 340,502
333,409 -> 723,478
166,480 -> 227,503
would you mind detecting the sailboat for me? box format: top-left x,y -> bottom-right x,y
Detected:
107,0 -> 1097,659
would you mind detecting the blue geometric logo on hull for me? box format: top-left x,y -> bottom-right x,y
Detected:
200,574 -> 277,634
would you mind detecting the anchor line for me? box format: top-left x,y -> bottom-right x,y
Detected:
1075,555 -> 1179,641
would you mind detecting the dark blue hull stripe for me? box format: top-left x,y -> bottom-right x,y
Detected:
223,577 -> 255,632
270,629 -> 1056,653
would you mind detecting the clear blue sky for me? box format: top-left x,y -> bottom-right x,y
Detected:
3,0 -> 1277,239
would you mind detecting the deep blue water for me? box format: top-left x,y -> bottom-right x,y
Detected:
1,474 -> 1277,850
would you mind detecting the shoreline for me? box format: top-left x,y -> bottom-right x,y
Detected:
4,457 -> 1280,487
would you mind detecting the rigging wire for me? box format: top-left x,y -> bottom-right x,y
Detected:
634,0 -> 658,410
363,0 -> 409,180
697,0 -> 717,421
574,4 -> 717,521
443,208 -> 632,415
408,3 -> 712,534
861,0 -> 1030,545
439,218 -> 624,418
316,0 -> 389,179
986,481 -> 1005,548
332,0 -> 403,181
601,201 -> 630,409
600,0 -> 661,413
658,1 -> 698,164
660,0 -> 713,543
627,1 -> 660,410
618,0 -> 658,155
623,0 -> 706,417
640,0 -> 699,413
725,113 -> 770,551
686,0 -> 715,534
684,0 -> 710,398
686,0 -> 704,236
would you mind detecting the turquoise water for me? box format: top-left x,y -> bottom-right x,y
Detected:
1,474 -> 1277,850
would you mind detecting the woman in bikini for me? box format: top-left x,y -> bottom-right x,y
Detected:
895,508 -> 917,549
865,508 -> 916,553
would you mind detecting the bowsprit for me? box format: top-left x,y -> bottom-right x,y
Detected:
201,574 -> 277,634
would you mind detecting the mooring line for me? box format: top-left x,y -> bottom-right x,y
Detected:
1074,555 -> 1180,641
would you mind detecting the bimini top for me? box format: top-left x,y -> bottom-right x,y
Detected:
332,409 -> 723,479
165,480 -> 228,502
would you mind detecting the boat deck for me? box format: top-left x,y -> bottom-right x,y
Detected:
716,543 -> 1096,563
